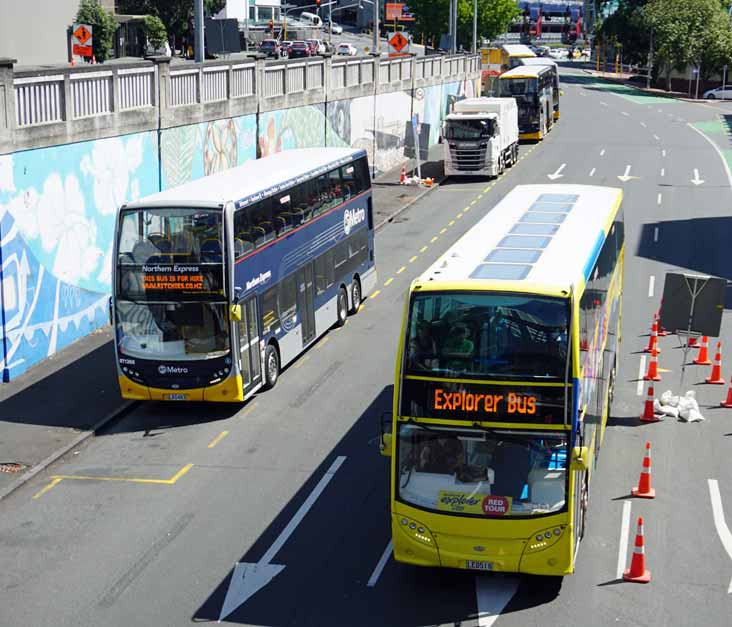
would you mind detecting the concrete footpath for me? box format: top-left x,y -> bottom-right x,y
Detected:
0,148 -> 445,501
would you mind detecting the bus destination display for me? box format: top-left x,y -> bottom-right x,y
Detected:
119,263 -> 225,301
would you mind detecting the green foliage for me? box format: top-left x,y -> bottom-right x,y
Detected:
407,0 -> 520,48
143,15 -> 168,49
75,0 -> 117,62
595,1 -> 650,65
118,1 -> 226,38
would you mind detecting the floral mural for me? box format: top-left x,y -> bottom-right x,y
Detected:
258,104 -> 327,156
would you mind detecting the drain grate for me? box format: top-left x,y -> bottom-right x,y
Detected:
0,463 -> 26,474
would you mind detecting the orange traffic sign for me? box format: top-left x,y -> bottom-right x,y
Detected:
389,31 -> 408,53
73,24 -> 92,45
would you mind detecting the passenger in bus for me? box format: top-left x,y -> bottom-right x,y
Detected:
408,321 -> 437,370
442,323 -> 475,369
491,441 -> 531,500
418,436 -> 464,474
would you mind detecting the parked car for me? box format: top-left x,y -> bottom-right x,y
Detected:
336,43 -> 357,56
288,40 -> 311,58
259,39 -> 282,59
324,20 -> 343,35
306,38 -> 326,55
703,86 -> 732,99
280,40 -> 293,57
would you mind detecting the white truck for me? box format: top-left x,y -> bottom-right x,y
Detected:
441,98 -> 519,178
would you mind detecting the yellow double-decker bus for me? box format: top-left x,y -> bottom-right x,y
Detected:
381,184 -> 624,576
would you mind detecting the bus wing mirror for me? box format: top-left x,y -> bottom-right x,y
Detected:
379,410 -> 393,457
570,446 -> 589,471
108,296 -> 113,326
230,304 -> 242,321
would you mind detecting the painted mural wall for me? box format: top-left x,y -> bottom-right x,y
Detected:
0,77 -> 479,381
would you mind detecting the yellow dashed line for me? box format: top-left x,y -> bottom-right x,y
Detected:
397,266 -> 406,274
316,336 -> 329,349
240,401 -> 258,417
371,289 -> 381,299
440,228 -> 447,234
50,464 -> 194,486
470,200 -> 478,206
409,256 -> 417,263
431,236 -> 439,242
294,355 -> 310,369
419,245 -> 428,253
384,277 -> 394,286
207,430 -> 229,449
483,187 -> 491,193
464,207 -> 470,212
457,213 -> 463,219
448,220 -> 455,226
477,194 -> 483,200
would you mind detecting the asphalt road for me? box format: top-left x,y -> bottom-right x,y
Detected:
1,66 -> 732,626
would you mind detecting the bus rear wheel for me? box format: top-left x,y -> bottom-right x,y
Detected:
264,344 -> 280,390
349,277 -> 361,314
335,287 -> 348,327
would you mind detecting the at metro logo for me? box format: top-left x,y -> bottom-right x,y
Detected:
343,207 -> 365,235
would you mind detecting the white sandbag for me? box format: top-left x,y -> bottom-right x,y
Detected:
660,390 -> 679,407
678,390 -> 705,422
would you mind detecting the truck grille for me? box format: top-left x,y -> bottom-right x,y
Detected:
449,145 -> 488,171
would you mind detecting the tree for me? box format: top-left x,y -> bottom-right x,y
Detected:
407,0 -> 520,49
595,1 -> 650,66
75,0 -> 117,62
118,1 -> 226,39
143,15 -> 168,50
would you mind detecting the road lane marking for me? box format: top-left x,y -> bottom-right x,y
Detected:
641,122 -> 647,127
457,213 -> 463,219
32,477 -> 62,500
464,206 -> 471,212
370,289 -> 381,299
600,149 -> 606,156
207,431 -> 229,449
657,193 -> 662,205
448,220 -> 455,226
440,228 -> 447,234
622,111 -> 630,117
601,101 -> 608,107
294,355 -> 310,369
616,500 -> 632,580
430,236 -> 439,242
662,149 -> 666,157
654,135 -> 660,141
241,401 -> 258,417
397,266 -> 406,274
48,464 -> 194,487
589,167 -> 596,177
648,275 -> 655,298
483,187 -> 491,193
688,123 -> 732,187
477,194 -> 483,199
419,245 -> 428,253
367,540 -> 393,587
476,576 -> 519,627
409,256 -> 418,263
220,456 -> 347,620
708,479 -> 732,593
637,356 -> 647,395
384,277 -> 394,286
654,226 -> 659,242
470,200 -> 478,206
316,336 -> 329,349
661,168 -> 665,177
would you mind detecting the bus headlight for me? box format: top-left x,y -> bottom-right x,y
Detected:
396,515 -> 436,547
526,526 -> 565,553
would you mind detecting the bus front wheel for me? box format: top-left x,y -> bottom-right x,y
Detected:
349,277 -> 361,314
336,287 -> 348,327
264,344 -> 280,389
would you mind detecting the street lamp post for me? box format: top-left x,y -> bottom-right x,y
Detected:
472,0 -> 477,54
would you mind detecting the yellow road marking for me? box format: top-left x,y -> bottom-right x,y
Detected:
448,220 -> 455,226
384,277 -> 394,286
32,477 -> 62,500
294,355 -> 310,369
430,236 -> 439,242
440,228 -> 447,234
47,464 -> 195,488
397,266 -> 406,274
470,200 -> 478,206
419,245 -> 428,253
464,207 -> 470,212
316,336 -> 329,349
240,401 -> 258,417
357,303 -> 364,313
457,213 -> 463,219
207,431 -> 229,449
409,256 -> 417,263
477,194 -> 483,200
483,187 -> 491,193
371,289 -> 381,299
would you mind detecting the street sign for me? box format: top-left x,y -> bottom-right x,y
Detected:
72,23 -> 93,57
389,31 -> 408,54
385,3 -> 403,21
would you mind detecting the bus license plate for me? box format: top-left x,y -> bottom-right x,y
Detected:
165,393 -> 188,401
466,560 -> 493,571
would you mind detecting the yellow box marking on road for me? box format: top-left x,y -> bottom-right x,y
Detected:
430,236 -> 439,242
370,289 -> 381,299
384,277 -> 394,286
440,228 -> 447,234
207,430 -> 229,449
397,266 -> 406,274
448,220 -> 455,226
409,256 -> 418,263
32,477 -> 62,500
419,245 -> 428,253
38,463 -> 196,498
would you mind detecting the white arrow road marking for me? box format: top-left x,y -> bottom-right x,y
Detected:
219,456 -> 347,620
547,163 -> 566,180
589,167 -> 596,177
688,123 -> 732,187
617,165 -> 640,182
708,479 -> 732,593
691,168 -> 705,186
648,275 -> 655,298
476,575 -> 519,627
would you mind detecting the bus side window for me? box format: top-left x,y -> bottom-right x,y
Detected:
250,199 -> 275,246
314,175 -> 329,216
234,209 -> 253,258
314,249 -> 335,294
279,274 -> 297,322
340,164 -> 356,199
261,286 -> 280,335
354,157 -> 371,193
328,168 -> 344,207
273,192 -> 293,235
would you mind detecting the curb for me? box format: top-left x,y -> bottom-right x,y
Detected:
375,175 -> 446,231
0,400 -> 137,503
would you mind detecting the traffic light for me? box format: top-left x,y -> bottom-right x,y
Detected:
269,19 -> 274,32
315,0 -> 320,12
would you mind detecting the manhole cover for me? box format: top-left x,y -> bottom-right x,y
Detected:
0,463 -> 26,474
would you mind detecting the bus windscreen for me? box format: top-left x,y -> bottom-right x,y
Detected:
405,292 -> 569,379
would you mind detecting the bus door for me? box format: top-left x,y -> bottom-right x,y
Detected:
296,263 -> 316,346
237,296 -> 262,395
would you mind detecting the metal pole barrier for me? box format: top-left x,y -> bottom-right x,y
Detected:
194,0 -> 204,62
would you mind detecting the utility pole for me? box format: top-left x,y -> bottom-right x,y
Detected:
373,0 -> 379,55
329,0 -> 333,44
472,0 -> 477,54
646,29 -> 653,89
194,0 -> 204,62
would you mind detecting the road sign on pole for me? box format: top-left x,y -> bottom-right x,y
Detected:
389,31 -> 408,54
72,23 -> 93,57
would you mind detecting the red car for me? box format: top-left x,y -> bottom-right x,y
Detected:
288,40 -> 311,58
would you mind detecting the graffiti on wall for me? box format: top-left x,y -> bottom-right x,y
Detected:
258,104 -> 327,157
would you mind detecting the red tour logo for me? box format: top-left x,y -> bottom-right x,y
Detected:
481,495 -> 510,516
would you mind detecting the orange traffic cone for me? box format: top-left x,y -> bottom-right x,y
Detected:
623,516 -> 651,583
720,376 -> 732,408
644,346 -> 661,382
656,308 -> 669,336
694,336 -> 711,365
644,319 -> 660,354
706,342 -> 725,385
632,441 -> 655,499
640,383 -> 660,422
399,164 -> 407,184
